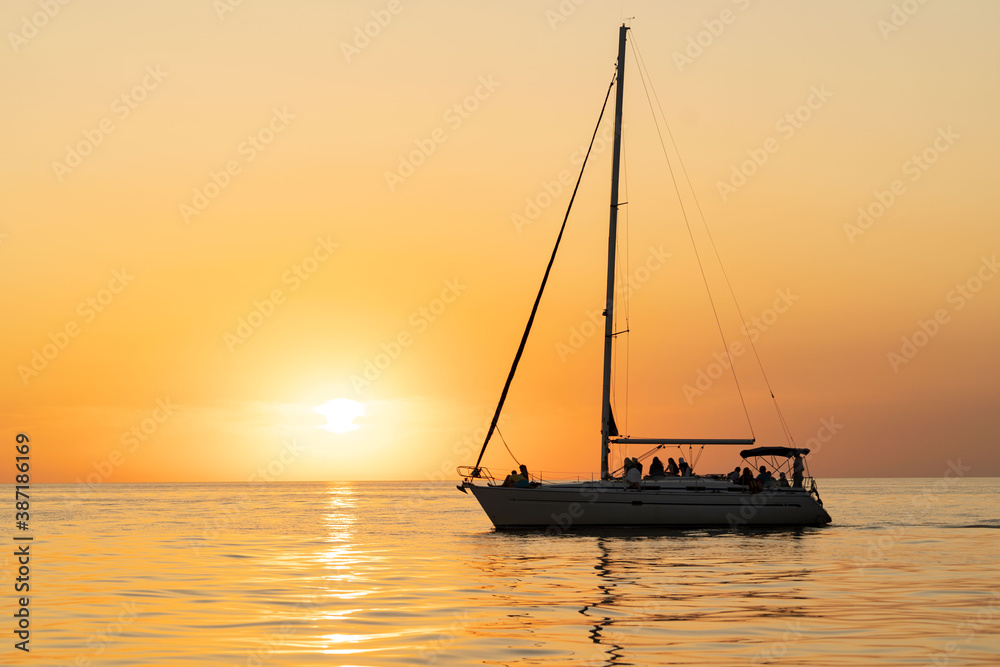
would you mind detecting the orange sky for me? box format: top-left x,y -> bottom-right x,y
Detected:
2,0 -> 998,483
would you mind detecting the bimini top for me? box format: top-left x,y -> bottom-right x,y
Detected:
740,447 -> 810,459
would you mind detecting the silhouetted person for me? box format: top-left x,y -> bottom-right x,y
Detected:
679,457 -> 691,477
502,470 -> 518,487
516,464 -> 531,487
792,453 -> 804,488
728,466 -> 742,483
756,465 -> 773,486
626,461 -> 642,489
667,458 -> 679,476
647,456 -> 665,478
739,467 -> 754,488
778,472 -> 790,487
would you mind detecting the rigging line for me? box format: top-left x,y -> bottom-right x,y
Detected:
633,41 -> 791,445
627,36 -> 755,439
611,134 -> 629,436
610,327 -> 619,430
621,120 -> 631,329
473,72 -> 618,471
622,130 -> 631,435
624,329 -> 630,436
691,444 -> 705,469
494,425 -> 520,467
612,87 -> 635,439
631,34 -> 793,445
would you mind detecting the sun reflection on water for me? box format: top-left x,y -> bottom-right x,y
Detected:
16,480 -> 1000,665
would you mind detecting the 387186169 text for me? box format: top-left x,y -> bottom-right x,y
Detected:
13,432 -> 32,652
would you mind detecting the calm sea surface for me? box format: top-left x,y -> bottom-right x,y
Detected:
2,479 -> 999,666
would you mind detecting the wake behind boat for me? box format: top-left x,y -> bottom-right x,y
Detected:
458,25 -> 831,530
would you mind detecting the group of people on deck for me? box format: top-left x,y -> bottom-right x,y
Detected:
727,452 -> 806,489
622,452 -> 806,490
623,456 -> 691,488
627,456 -> 691,480
504,453 -> 806,490
501,464 -> 532,487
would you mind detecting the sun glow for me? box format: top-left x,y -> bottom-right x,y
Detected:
315,399 -> 366,434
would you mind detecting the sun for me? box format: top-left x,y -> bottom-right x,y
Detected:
314,399 -> 366,434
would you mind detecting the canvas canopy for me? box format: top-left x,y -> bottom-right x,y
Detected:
740,447 -> 810,459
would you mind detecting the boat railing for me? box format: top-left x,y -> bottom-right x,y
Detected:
457,467 -> 600,485
457,468 -> 820,491
739,475 -> 820,492
534,471 -> 599,484
456,466 -> 498,484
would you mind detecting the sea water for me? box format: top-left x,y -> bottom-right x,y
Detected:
1,478 -> 998,665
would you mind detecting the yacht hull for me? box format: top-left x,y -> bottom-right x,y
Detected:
466,480 -> 831,530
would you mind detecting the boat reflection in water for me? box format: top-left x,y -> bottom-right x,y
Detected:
576,530 -> 815,666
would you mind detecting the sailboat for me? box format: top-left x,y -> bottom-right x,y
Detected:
458,25 -> 831,529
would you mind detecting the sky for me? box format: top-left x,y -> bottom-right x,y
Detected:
2,0 -> 998,483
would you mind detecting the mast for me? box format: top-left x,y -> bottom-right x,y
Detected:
600,24 -> 628,480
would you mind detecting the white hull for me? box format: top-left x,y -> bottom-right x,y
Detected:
465,479 -> 831,530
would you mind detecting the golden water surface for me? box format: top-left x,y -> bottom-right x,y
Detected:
2,479 -> 999,665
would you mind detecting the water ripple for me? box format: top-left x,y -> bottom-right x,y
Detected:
2,479 -> 998,665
